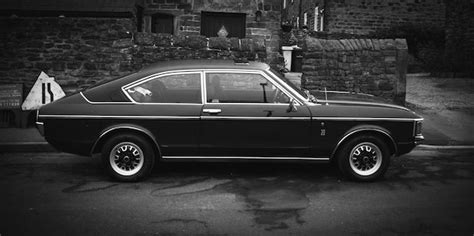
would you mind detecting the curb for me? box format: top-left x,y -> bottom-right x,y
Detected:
0,142 -> 56,153
418,144 -> 474,150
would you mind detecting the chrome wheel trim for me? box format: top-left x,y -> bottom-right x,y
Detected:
349,142 -> 382,176
109,142 -> 144,176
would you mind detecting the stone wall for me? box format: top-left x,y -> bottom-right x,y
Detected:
302,37 -> 408,105
143,0 -> 282,65
0,17 -> 267,95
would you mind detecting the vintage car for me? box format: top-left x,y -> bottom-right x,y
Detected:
36,60 -> 423,182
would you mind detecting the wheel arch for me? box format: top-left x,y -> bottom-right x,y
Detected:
91,124 -> 161,158
330,125 -> 397,160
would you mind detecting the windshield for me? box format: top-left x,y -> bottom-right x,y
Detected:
268,68 -> 308,100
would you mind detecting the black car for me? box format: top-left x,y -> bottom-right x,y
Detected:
37,60 -> 424,181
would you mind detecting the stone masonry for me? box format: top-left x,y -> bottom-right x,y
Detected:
302,37 -> 408,105
0,17 -> 267,95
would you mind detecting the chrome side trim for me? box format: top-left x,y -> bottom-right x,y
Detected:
39,115 -> 200,120
319,100 -> 411,111
162,156 -> 330,161
200,116 -> 311,120
91,125 -> 160,155
80,92 -> 134,105
330,128 -> 397,159
314,117 -> 423,121
39,114 -> 310,121
202,102 -> 300,106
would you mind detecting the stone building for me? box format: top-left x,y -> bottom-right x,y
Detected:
282,0 -> 446,35
139,0 -> 283,64
0,0 -> 284,94
283,0 -> 474,75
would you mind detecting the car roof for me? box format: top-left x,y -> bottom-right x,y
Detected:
138,59 -> 270,75
82,59 -> 272,102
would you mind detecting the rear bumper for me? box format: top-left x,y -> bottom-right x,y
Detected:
36,122 -> 44,136
45,137 -> 93,156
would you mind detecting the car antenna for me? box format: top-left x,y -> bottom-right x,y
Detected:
324,87 -> 329,105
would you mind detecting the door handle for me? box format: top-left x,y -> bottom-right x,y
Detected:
203,109 -> 222,114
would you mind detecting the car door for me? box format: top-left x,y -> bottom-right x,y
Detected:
123,71 -> 203,156
199,70 -> 312,157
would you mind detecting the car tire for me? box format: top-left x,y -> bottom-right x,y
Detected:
336,135 -> 391,182
101,134 -> 155,182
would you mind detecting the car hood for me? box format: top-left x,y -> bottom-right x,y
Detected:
308,99 -> 422,120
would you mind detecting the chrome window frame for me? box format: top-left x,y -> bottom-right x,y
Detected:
202,69 -> 302,105
121,70 -> 205,105
266,69 -> 309,104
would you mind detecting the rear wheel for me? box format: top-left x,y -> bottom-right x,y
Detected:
336,135 -> 391,181
101,134 -> 155,182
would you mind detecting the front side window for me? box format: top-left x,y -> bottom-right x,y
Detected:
126,73 -> 201,103
206,73 -> 290,104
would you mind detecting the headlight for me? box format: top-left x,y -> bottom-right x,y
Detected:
414,120 -> 424,142
415,120 -> 422,136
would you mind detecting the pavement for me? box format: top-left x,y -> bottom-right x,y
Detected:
0,73 -> 473,152
1,149 -> 473,235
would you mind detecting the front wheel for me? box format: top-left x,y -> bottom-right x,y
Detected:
101,134 -> 155,182
336,135 -> 391,181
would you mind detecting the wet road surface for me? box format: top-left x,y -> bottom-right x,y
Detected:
0,148 -> 473,235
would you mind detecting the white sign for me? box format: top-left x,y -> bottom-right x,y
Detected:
21,71 -> 66,110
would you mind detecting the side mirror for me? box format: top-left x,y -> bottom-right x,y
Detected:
287,99 -> 298,112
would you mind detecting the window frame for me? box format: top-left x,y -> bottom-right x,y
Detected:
200,11 -> 246,38
122,70 -> 204,105
203,69 -> 300,105
121,69 -> 305,106
151,13 -> 175,34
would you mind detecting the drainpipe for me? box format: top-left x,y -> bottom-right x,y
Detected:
298,0 -> 303,29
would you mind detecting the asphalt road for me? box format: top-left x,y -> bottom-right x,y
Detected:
0,148 -> 473,235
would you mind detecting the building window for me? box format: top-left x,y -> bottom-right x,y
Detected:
201,11 -> 246,38
151,13 -> 174,34
314,6 -> 324,32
